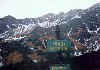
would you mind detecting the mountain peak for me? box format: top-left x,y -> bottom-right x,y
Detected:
3,15 -> 16,19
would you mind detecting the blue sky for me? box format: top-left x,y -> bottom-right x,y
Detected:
0,0 -> 100,18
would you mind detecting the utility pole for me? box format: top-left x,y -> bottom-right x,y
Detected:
55,25 -> 62,64
55,25 -> 61,40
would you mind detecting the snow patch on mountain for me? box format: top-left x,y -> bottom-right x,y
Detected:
37,20 -> 58,28
0,23 -> 37,41
71,15 -> 81,20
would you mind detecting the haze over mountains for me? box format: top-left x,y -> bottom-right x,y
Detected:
0,2 -> 100,52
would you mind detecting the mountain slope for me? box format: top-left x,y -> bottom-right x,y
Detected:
0,2 -> 99,52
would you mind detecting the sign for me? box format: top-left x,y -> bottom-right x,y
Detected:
50,64 -> 71,70
47,40 -> 71,52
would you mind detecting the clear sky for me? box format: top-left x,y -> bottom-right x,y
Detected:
0,0 -> 100,18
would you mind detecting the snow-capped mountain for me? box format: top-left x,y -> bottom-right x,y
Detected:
32,3 -> 100,53
0,2 -> 99,51
0,10 -> 83,38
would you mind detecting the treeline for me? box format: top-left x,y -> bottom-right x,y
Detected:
0,50 -> 100,70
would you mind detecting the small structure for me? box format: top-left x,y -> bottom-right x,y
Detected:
55,25 -> 61,40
